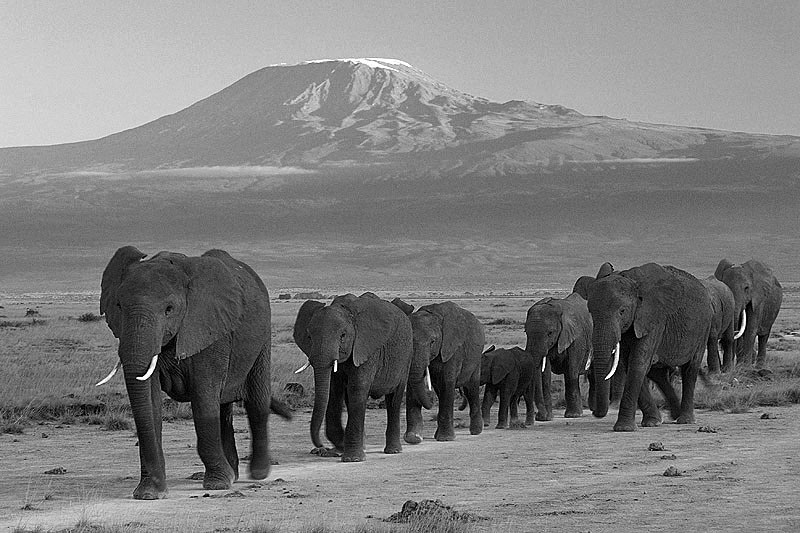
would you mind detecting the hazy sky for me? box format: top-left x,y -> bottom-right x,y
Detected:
2,1 -> 798,148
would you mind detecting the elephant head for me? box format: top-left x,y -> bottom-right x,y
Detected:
525,297 -> 585,373
587,263 -> 689,418
293,294 -> 401,450
572,262 -> 613,300
714,259 -> 757,342
409,301 -> 470,366
100,246 -> 244,498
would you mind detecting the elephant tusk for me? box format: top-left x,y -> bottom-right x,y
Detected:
333,359 -> 338,373
733,309 -> 747,340
95,361 -> 120,386
136,354 -> 159,381
294,361 -> 311,374
604,343 -> 620,381
541,356 -> 547,373
585,352 -> 593,372
424,367 -> 432,391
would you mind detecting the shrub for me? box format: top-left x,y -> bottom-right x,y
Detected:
77,312 -> 103,322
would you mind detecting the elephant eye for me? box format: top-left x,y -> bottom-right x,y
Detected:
165,305 -> 174,316
619,308 -> 625,315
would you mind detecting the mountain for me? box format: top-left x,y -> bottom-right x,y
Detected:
1,58 -> 799,293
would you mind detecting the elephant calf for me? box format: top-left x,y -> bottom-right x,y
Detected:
478,346 -> 535,429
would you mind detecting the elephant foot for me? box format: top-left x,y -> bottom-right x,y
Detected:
469,422 -> 483,435
535,412 -> 553,422
404,431 -> 423,445
341,450 -> 367,462
613,421 -> 637,432
483,422 -> 490,428
311,446 -> 343,458
508,421 -> 527,430
383,444 -> 403,454
495,422 -> 509,430
249,462 -> 269,481
641,416 -> 662,428
133,478 -> 168,500
525,416 -> 535,426
434,428 -> 456,441
675,413 -> 695,425
564,409 -> 583,418
203,470 -> 234,491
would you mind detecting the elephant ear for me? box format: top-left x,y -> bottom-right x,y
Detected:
596,262 -> 615,279
352,299 -> 396,366
490,352 -> 513,384
439,303 -> 468,363
293,300 -> 326,355
631,265 -> 686,339
556,304 -> 578,354
714,258 -> 734,281
100,246 -> 147,338
175,255 -> 244,359
391,297 -> 415,316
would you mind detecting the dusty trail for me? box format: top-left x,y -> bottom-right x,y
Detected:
3,403 -> 799,532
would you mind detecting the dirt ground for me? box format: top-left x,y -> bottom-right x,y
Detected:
3,400 -> 800,532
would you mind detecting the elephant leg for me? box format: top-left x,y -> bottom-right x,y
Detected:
404,385 -> 424,445
433,375 -> 456,441
614,340 -> 656,432
463,376 -> 484,435
756,332 -> 771,368
481,386 -> 496,427
496,386 -> 510,429
219,402 -> 239,481
191,393 -> 235,490
508,393 -> 526,429
383,389 -> 404,454
535,364 -> 554,421
720,331 -> 735,373
675,361 -> 699,424
563,374 -> 583,418
706,337 -> 721,374
342,381 -> 369,462
523,382 -> 535,426
647,366 -> 679,421
737,321 -> 757,366
587,371 -> 597,413
324,371 -> 347,453
636,379 -> 663,427
243,347 -> 272,479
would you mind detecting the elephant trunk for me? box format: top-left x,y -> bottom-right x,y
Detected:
408,352 -> 433,410
310,365 -> 331,449
119,319 -> 166,498
591,323 -> 619,418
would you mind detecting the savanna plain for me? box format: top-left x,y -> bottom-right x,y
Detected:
2,286 -> 800,532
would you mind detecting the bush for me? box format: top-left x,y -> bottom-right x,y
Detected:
77,312 -> 103,322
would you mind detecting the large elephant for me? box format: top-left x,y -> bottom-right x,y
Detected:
478,346 -> 535,429
587,262 -> 713,432
99,246 -> 291,500
572,262 -> 614,299
701,276 -> 738,373
714,259 -> 783,369
399,301 -> 485,442
292,293 -> 430,462
525,293 -> 593,420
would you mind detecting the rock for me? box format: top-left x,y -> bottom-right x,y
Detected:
663,466 -> 681,477
648,442 -> 665,451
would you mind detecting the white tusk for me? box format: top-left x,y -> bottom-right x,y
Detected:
585,352 -> 593,372
294,361 -> 311,374
333,359 -> 338,373
541,356 -> 547,373
604,343 -> 620,381
136,354 -> 159,381
733,309 -> 747,340
95,361 -> 120,386
424,367 -> 432,391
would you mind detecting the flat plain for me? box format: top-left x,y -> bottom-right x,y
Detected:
1,289 -> 799,532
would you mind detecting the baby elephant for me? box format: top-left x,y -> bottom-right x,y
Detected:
479,346 -> 535,429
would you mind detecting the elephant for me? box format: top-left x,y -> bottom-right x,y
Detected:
714,259 -> 783,369
99,246 -> 291,500
478,346 -> 535,429
701,276 -> 738,373
572,262 -> 614,299
586,262 -> 713,432
396,301 -> 485,442
525,293 -> 593,420
292,293 -> 431,462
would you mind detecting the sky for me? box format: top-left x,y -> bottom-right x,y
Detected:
1,1 -> 799,148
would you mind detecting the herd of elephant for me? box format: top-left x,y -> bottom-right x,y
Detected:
97,246 -> 783,499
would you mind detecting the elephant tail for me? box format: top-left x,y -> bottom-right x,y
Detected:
270,397 -> 293,420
